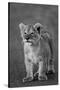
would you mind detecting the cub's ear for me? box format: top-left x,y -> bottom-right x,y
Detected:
19,23 -> 26,31
19,23 -> 26,37
34,23 -> 43,34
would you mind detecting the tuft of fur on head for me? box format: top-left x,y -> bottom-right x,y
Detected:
19,23 -> 44,45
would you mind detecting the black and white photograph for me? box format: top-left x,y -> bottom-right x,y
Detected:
8,2 -> 58,87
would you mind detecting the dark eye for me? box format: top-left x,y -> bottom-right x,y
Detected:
24,32 -> 26,34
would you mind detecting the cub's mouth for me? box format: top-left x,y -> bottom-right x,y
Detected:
25,36 -> 32,43
24,39 -> 33,46
25,39 -> 32,43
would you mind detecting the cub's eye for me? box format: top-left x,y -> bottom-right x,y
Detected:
24,32 -> 27,34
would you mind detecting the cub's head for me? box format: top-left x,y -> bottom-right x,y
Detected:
19,23 -> 43,44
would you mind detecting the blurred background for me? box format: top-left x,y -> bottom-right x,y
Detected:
9,3 -> 58,87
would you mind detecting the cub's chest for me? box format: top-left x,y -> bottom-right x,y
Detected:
24,43 -> 40,63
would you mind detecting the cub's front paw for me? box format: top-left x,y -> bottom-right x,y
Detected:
38,75 -> 47,80
23,77 -> 33,83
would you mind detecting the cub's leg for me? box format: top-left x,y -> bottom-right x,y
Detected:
38,56 -> 47,80
23,57 -> 33,82
48,58 -> 55,73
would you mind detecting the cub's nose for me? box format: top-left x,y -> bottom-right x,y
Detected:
26,37 -> 29,40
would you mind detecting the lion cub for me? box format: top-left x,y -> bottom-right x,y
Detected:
19,23 -> 55,82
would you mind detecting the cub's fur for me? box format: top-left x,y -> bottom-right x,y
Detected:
19,23 -> 55,82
